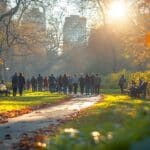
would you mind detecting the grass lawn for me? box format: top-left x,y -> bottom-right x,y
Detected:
0,91 -> 66,113
48,89 -> 150,150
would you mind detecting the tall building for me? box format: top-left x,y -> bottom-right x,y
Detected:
22,7 -> 46,31
63,15 -> 87,51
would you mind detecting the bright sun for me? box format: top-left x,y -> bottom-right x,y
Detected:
107,1 -> 127,21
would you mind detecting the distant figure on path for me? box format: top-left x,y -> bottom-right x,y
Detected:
48,74 -> 56,92
18,73 -> 25,96
12,72 -> 18,96
68,75 -> 73,94
31,76 -> 37,92
85,74 -> 90,95
26,79 -> 30,90
62,74 -> 68,94
73,74 -> 78,94
118,75 -> 126,94
95,74 -> 101,94
79,75 -> 85,95
43,76 -> 48,91
57,75 -> 62,93
37,74 -> 43,91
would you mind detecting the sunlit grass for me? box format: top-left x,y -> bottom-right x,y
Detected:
0,91 -> 66,113
48,89 -> 150,150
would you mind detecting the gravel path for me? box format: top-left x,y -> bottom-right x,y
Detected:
0,95 -> 100,149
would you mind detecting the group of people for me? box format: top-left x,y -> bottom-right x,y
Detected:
118,75 -> 148,98
12,72 -> 25,96
27,74 -> 101,95
9,72 -> 148,98
11,73 -> 101,96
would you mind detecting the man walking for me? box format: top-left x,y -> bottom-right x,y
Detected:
18,73 -> 25,96
31,76 -> 37,92
79,75 -> 85,95
12,72 -> 18,97
48,74 -> 56,92
72,74 -> 78,94
118,75 -> 126,94
37,74 -> 43,91
95,74 -> 101,94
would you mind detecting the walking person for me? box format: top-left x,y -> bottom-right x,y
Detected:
72,74 -> 78,94
85,74 -> 90,95
31,76 -> 37,92
43,76 -> 48,91
90,74 -> 95,95
118,75 -> 126,94
57,75 -> 63,93
79,75 -> 85,95
62,74 -> 68,94
48,74 -> 56,93
26,78 -> 30,90
18,73 -> 25,96
12,72 -> 18,96
68,75 -> 73,94
37,74 -> 43,91
95,74 -> 101,94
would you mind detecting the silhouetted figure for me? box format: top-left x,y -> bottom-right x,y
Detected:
79,75 -> 85,95
95,74 -> 101,94
118,75 -> 126,94
57,75 -> 63,93
18,73 -> 25,96
48,74 -> 56,93
43,76 -> 48,91
141,82 -> 148,99
73,74 -> 78,94
90,74 -> 95,94
68,76 -> 73,94
26,79 -> 30,90
85,74 -> 90,95
62,74 -> 68,94
37,74 -> 43,91
31,76 -> 37,92
138,79 -> 147,99
129,80 -> 138,98
12,72 -> 18,96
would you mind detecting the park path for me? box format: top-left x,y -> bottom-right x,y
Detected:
0,95 -> 100,149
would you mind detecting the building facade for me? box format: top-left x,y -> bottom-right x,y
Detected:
63,15 -> 87,51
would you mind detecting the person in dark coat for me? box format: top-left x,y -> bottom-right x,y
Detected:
57,75 -> 63,93
37,74 -> 43,91
43,76 -> 48,91
95,74 -> 101,94
90,74 -> 95,95
72,74 -> 78,94
68,75 -> 73,94
26,79 -> 30,90
79,75 -> 85,95
118,75 -> 126,94
18,73 -> 25,96
48,74 -> 56,93
85,74 -> 90,95
12,72 -> 18,97
62,74 -> 68,94
31,76 -> 37,92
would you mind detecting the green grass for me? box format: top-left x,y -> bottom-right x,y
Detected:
0,91 -> 66,113
48,89 -> 150,150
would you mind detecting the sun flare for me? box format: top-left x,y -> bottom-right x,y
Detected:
107,1 -> 127,21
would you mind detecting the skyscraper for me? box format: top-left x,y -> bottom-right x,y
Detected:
63,15 -> 87,51
22,7 -> 46,31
